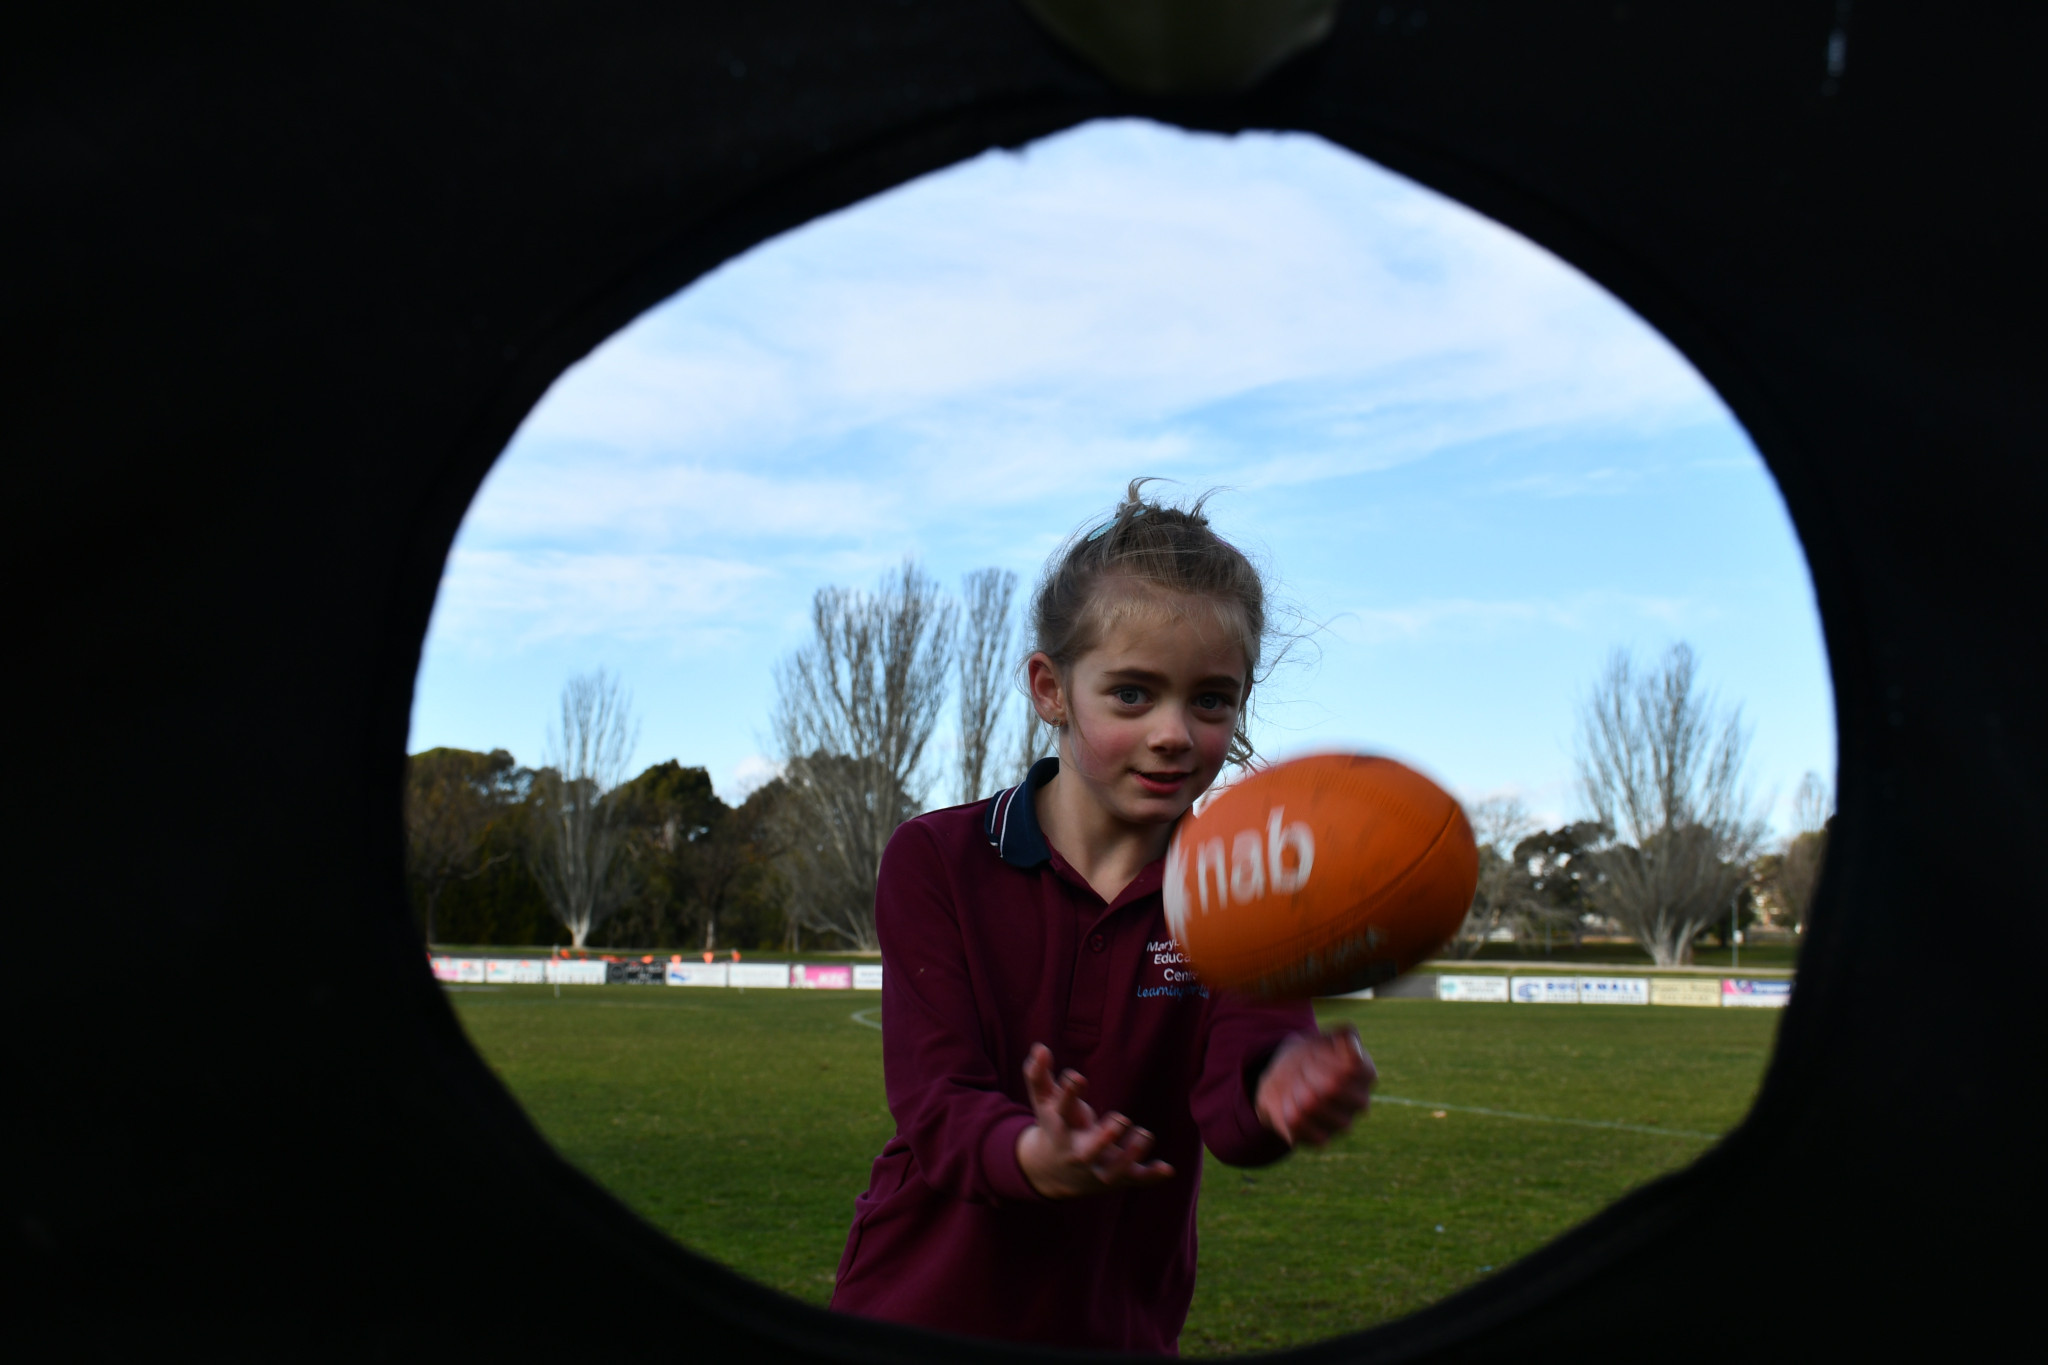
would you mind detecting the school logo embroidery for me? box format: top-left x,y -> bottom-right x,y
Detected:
1135,939 -> 1208,1001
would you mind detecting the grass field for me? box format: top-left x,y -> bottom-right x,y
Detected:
450,988 -> 1779,1354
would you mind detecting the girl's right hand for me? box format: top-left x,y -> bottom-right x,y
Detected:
1015,1043 -> 1176,1199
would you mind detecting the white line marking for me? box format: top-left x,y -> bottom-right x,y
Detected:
1374,1094 -> 1719,1141
850,1008 -> 882,1031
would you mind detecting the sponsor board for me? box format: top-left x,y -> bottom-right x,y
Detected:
1576,976 -> 1649,1005
1436,974 -> 1510,1003
485,958 -> 546,985
1722,978 -> 1792,1008
853,965 -> 884,991
450,958 -> 486,984
545,960 -> 609,985
1511,975 -> 1580,1004
1650,978 -> 1723,1008
729,962 -> 793,989
429,956 -> 462,983
665,962 -> 729,987
795,964 -> 853,990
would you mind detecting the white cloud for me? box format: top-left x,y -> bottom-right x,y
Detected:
427,549 -> 773,650
413,119 -> 1829,829
460,457 -> 906,547
484,121 -> 1722,555
1329,592 -> 1697,646
725,754 -> 783,802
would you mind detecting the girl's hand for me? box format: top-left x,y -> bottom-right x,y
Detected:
1255,1026 -> 1377,1147
1015,1043 -> 1176,1199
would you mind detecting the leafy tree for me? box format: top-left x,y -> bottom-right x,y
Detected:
1509,821 -> 1609,953
428,811 -> 556,946
404,747 -> 525,943
706,779 -> 792,950
606,762 -> 789,950
608,761 -> 720,947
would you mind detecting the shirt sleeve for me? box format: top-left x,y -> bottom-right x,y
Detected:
1190,988 -> 1318,1167
876,821 -> 1043,1206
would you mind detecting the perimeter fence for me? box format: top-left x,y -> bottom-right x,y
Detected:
430,955 -> 1788,1007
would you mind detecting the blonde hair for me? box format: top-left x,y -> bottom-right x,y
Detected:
1030,479 -> 1271,765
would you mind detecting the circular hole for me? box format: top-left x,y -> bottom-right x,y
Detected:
409,120 -> 1831,1354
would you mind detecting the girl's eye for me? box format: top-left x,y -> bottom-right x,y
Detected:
1195,692 -> 1231,712
1113,686 -> 1146,706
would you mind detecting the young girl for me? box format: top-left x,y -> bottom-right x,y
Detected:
830,483 -> 1376,1353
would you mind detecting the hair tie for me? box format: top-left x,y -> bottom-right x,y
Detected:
1085,506 -> 1146,542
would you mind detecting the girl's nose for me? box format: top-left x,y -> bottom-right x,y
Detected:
1150,713 -> 1194,753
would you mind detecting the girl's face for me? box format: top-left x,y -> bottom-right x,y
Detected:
1029,593 -> 1248,829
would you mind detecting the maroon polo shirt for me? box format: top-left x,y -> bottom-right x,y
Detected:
830,759 -> 1316,1354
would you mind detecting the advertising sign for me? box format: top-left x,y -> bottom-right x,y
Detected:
665,962 -> 729,987
429,956 -> 462,983
1650,977 -> 1723,1008
729,962 -> 793,989
545,960 -> 608,985
1436,974 -> 1509,1003
853,964 -> 884,991
795,964 -> 853,990
1510,976 -> 1580,1004
450,957 -> 486,984
484,958 -> 545,985
1576,976 -> 1649,1005
1722,978 -> 1793,1008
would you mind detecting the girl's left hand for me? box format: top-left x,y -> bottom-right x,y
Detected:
1254,1026 -> 1377,1147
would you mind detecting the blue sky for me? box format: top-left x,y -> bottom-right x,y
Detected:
410,120 -> 1835,834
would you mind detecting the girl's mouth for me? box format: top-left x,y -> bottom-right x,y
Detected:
1132,770 -> 1192,796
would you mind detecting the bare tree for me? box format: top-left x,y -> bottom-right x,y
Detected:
773,561 -> 955,950
1575,644 -> 1765,965
1791,771 -> 1831,836
1009,705 -> 1052,785
956,568 -> 1020,804
1447,796 -> 1538,958
1764,770 -> 1832,931
532,670 -> 639,949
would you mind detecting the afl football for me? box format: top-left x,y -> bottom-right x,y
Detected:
1164,753 -> 1479,999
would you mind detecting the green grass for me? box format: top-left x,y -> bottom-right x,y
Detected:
450,988 -> 1779,1354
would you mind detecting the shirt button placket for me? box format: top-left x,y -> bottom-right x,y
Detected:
1066,916 -> 1111,1045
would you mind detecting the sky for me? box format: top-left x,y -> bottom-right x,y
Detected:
409,119 -> 1835,836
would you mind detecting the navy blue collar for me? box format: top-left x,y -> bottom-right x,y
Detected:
984,756 -> 1059,867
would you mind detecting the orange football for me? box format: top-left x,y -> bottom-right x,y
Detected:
1164,753 -> 1478,998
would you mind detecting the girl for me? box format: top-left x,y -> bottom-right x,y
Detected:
830,482 -> 1376,1353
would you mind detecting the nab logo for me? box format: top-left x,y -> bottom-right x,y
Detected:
1164,806 -> 1314,928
